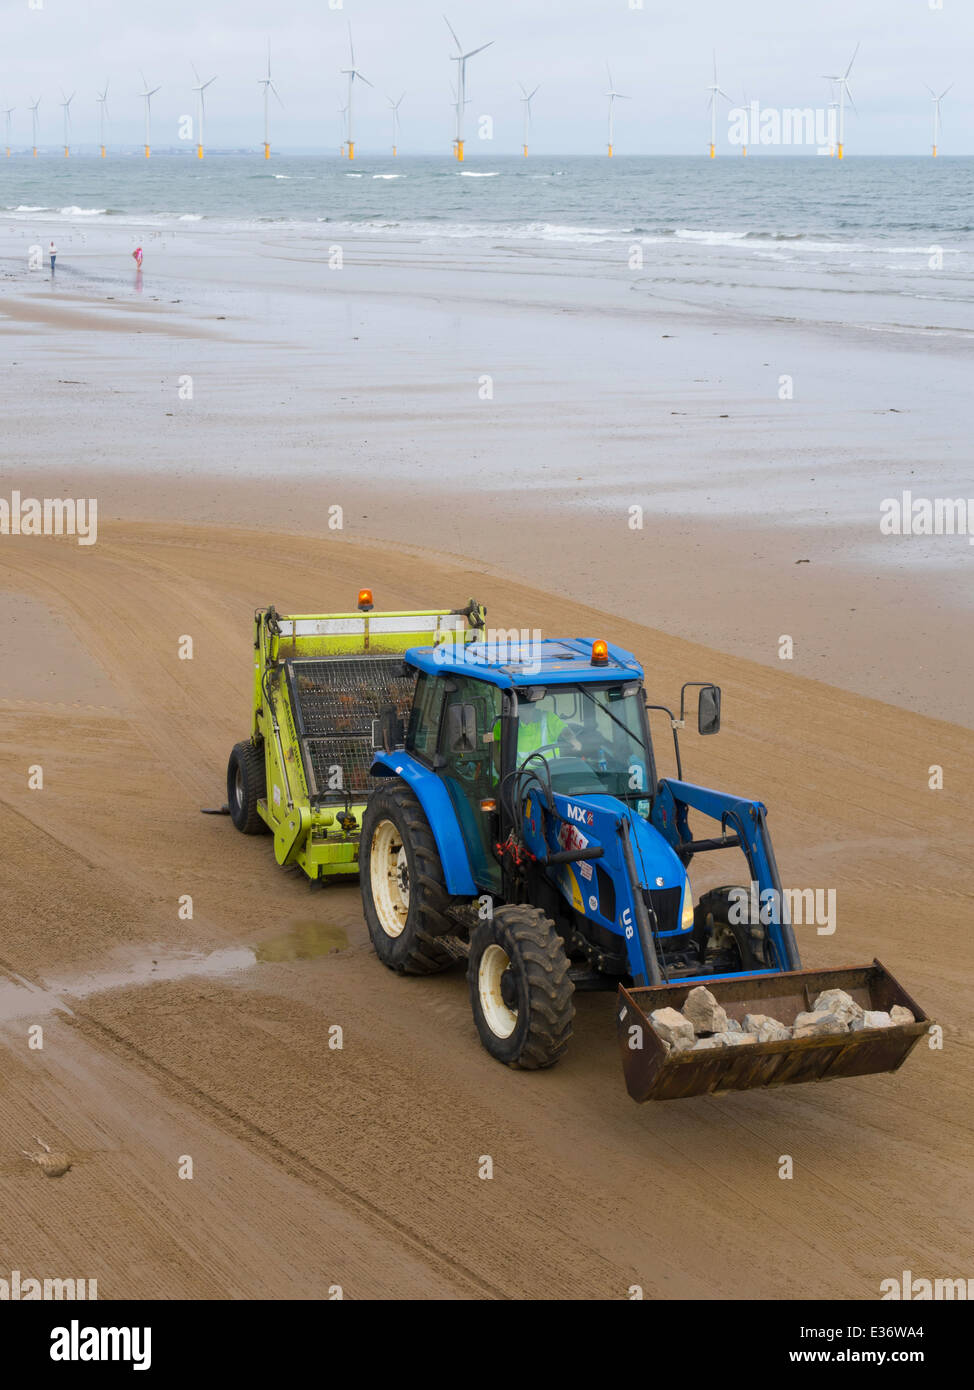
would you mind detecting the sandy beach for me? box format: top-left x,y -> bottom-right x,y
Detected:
1,212 -> 972,1299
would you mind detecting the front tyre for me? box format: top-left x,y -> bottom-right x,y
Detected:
468,906 -> 575,1069
360,782 -> 457,975
694,885 -> 767,969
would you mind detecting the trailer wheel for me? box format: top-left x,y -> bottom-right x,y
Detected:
468,906 -> 575,1070
360,782 -> 457,975
227,741 -> 269,835
694,885 -> 766,969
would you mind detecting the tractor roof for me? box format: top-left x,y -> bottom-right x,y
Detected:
406,637 -> 644,688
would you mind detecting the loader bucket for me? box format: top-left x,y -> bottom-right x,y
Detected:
616,960 -> 929,1102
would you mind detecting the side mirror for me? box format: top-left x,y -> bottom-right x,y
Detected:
445,702 -> 478,753
697,685 -> 721,735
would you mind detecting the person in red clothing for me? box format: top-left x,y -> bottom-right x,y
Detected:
132,246 -> 143,268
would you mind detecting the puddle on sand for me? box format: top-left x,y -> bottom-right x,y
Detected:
255,921 -> 349,963
0,925 -> 348,1024
0,947 -> 257,1024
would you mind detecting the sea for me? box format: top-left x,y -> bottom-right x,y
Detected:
2,152 -> 972,336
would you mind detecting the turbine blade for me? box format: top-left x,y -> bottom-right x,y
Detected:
844,85 -> 857,114
941,83 -> 954,99
465,42 -> 492,59
444,15 -> 462,52
845,42 -> 860,78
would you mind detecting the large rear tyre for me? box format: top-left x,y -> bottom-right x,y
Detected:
360,782 -> 457,975
227,741 -> 269,835
468,906 -> 575,1069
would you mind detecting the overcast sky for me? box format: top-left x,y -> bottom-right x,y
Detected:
1,0 -> 971,155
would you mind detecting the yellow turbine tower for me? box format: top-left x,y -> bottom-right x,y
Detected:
445,15 -> 493,162
60,89 -> 75,157
605,65 -> 629,158
28,97 -> 40,157
519,81 -> 539,157
139,73 -> 160,158
192,65 -> 217,160
925,82 -> 952,158
259,41 -> 283,160
706,52 -> 732,158
2,106 -> 14,159
341,23 -> 373,161
822,43 -> 858,160
387,91 -> 404,157
96,82 -> 109,158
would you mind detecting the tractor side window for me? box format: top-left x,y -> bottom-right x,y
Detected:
438,677 -> 502,892
406,673 -> 445,762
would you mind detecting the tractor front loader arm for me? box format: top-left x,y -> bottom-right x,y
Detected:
653,778 -> 801,972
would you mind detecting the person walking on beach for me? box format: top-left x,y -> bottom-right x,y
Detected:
132,245 -> 143,269
49,240 -> 57,272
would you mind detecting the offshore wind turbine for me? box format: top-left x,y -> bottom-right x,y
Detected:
445,15 -> 493,162
605,64 -> 628,158
3,105 -> 14,159
340,24 -> 372,161
28,97 -> 40,157
519,82 -> 539,157
60,89 -> 74,157
192,65 -> 217,159
706,52 -> 732,158
96,82 -> 109,158
139,73 -> 160,158
387,92 -> 404,156
259,41 -> 283,159
925,83 -> 952,158
823,43 -> 858,159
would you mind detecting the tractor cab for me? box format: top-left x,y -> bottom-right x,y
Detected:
400,637 -> 656,890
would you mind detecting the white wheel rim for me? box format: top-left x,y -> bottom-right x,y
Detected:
479,944 -> 518,1039
371,819 -> 409,938
234,765 -> 244,809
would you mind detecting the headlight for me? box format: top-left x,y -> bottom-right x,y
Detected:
681,875 -> 695,931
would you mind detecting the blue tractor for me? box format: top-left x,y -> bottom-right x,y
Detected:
361,630 -> 928,1100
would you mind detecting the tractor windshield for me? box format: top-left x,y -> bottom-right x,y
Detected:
516,683 -> 651,801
